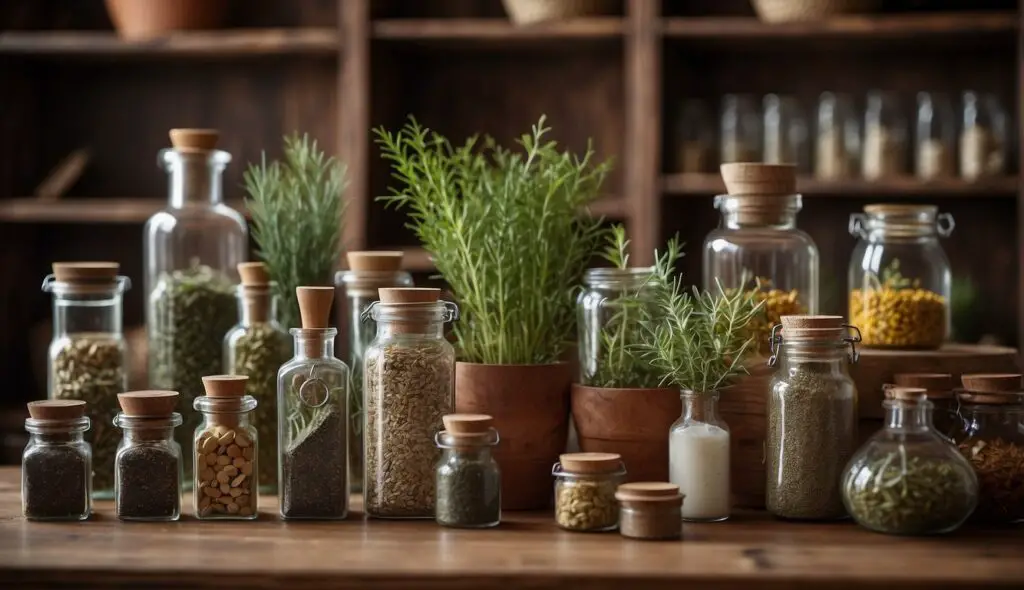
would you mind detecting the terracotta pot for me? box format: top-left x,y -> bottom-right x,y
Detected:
571,384 -> 680,482
455,362 -> 571,510
105,0 -> 229,40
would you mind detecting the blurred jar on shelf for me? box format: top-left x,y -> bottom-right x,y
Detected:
915,92 -> 956,181
960,91 -> 1007,180
721,94 -> 762,164
862,91 -> 907,180
673,98 -> 715,173
763,94 -> 810,173
815,92 -> 860,180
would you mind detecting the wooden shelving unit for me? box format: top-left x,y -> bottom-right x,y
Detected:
662,11 -> 1018,38
372,17 -> 624,41
662,174 -> 1020,197
0,198 -> 249,223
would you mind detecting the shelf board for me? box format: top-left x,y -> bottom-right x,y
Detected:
0,28 -> 338,57
662,174 -> 1019,197
372,18 -> 624,43
0,198 -> 249,223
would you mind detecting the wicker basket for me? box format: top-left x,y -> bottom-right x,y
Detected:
750,0 -> 878,23
502,0 -> 614,26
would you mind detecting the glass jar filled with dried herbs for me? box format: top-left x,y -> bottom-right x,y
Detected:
842,387 -> 977,535
553,452 -> 626,532
893,373 -> 959,442
277,286 -> 350,520
22,400 -> 92,521
43,261 -> 130,499
193,375 -> 259,520
435,414 -> 501,528
767,315 -> 859,520
364,288 -> 458,519
225,262 -> 291,493
113,391 -> 183,521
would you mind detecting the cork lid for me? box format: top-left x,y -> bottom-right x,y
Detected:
238,262 -> 270,286
615,482 -> 683,503
378,287 -> 440,304
864,204 -> 938,217
559,452 -> 623,475
959,373 -> 1023,404
720,163 -> 797,196
442,413 -> 493,435
169,128 -> 220,152
27,400 -> 86,421
894,373 -> 953,395
201,375 -> 249,398
780,315 -> 845,341
347,251 -> 404,272
884,386 -> 928,402
52,261 -> 119,283
297,286 -> 335,329
117,391 -> 179,417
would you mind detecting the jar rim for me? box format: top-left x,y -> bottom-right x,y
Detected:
436,429 -> 499,449
114,413 -> 183,429
193,395 -> 257,414
25,416 -> 90,434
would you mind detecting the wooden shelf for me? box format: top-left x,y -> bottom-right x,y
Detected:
372,18 -> 624,42
0,198 -> 248,223
0,29 -> 338,57
662,174 -> 1020,197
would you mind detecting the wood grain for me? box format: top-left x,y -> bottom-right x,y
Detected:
0,29 -> 339,57
0,197 -> 248,223
373,17 -> 624,41
663,174 -> 1020,197
662,12 -> 1017,39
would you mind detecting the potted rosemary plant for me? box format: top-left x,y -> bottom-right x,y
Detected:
376,117 -> 610,510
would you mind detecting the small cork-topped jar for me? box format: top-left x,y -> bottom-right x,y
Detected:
552,452 -> 626,532
892,373 -> 957,441
114,391 -> 183,521
435,414 -> 501,529
22,400 -> 92,521
616,482 -> 684,540
193,375 -> 258,519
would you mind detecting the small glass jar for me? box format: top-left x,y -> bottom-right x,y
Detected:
553,452 -> 625,532
193,375 -> 259,520
113,391 -> 183,522
848,204 -> 953,349
22,400 -> 92,521
915,92 -> 956,180
674,98 -> 714,173
364,289 -> 458,519
842,388 -> 977,535
616,482 -> 683,540
893,373 -> 958,441
435,414 -> 501,529
960,91 -> 1008,180
815,92 -> 860,180
670,391 -> 730,522
763,94 -> 810,173
767,316 -> 859,520
42,262 -> 129,499
721,94 -> 762,164
863,91 -> 907,180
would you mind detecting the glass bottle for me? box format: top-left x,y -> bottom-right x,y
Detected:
277,286 -> 350,520
960,91 -> 1008,180
720,94 -> 762,164
893,373 -> 959,441
862,91 -> 907,180
113,391 -> 183,521
815,92 -> 860,180
674,98 -> 714,173
435,414 -> 501,528
193,375 -> 258,520
22,400 -> 92,521
669,391 -> 730,522
146,129 -> 247,486
763,94 -> 810,173
848,204 -> 953,349
42,261 -> 130,499
335,251 -> 413,494
364,288 -> 458,519
842,388 -> 978,535
225,262 -> 290,494
553,452 -> 625,532
915,92 -> 956,180
767,316 -> 859,520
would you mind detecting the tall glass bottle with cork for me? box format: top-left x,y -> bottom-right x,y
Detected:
42,261 -> 130,499
193,375 -> 258,520
277,286 -> 350,520
145,128 -> 247,485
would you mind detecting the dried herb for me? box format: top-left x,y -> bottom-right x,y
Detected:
729,277 -> 806,356
436,451 -> 500,528
23,445 -> 89,520
282,407 -> 348,519
851,259 -> 947,348
959,438 -> 1024,524
555,479 -> 619,531
115,446 -> 180,520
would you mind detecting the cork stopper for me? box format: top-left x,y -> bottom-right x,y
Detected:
202,375 -> 249,398
443,414 -> 493,435
297,286 -> 335,329
117,391 -> 179,417
378,287 -> 440,304
615,482 -> 683,503
169,128 -> 220,152
347,251 -> 404,272
961,373 -> 1022,394
780,315 -> 845,341
894,373 -> 953,398
720,163 -> 797,196
864,204 -> 938,218
238,262 -> 270,286
884,386 -> 928,402
27,400 -> 86,421
559,452 -> 623,475
52,261 -> 119,282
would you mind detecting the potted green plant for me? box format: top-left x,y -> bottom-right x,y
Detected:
376,117 -> 610,509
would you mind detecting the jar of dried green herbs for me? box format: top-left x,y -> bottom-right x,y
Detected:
893,373 -> 959,442
842,387 -> 977,536
43,261 -> 130,499
766,315 -> 859,521
435,413 -> 501,529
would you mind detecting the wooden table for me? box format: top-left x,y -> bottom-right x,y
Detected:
0,467 -> 1021,589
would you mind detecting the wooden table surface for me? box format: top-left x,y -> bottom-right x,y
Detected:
0,467 -> 1021,589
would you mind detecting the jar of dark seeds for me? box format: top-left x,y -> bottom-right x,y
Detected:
114,391 -> 183,521
553,452 -> 626,532
893,373 -> 958,442
194,375 -> 259,520
616,482 -> 683,541
42,261 -> 130,499
435,414 -> 501,528
22,400 -> 92,521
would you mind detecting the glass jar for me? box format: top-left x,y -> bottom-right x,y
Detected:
22,400 -> 92,521
763,94 -> 809,173
146,129 -> 246,486
42,261 -> 130,499
848,204 -> 952,349
703,191 -> 819,355
335,251 -> 414,494
577,267 -> 659,388
674,98 -> 714,173
193,375 -> 258,520
225,263 -> 291,494
842,388 -> 978,535
113,391 -> 183,522
669,391 -> 730,522
863,91 -> 907,180
767,316 -> 859,520
364,289 -> 458,519
615,482 -> 683,540
915,92 -> 956,180
435,414 -> 501,529
815,92 -> 860,180
893,373 -> 958,441
960,91 -> 1008,180
553,452 -> 625,532
720,94 -> 762,164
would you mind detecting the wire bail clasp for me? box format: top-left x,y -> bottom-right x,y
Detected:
843,324 -> 862,364
767,323 -> 784,367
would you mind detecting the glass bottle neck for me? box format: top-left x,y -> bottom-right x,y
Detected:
441,446 -> 493,462
29,431 -> 85,444
722,209 -> 797,230
681,391 -> 720,423
779,341 -> 847,366
375,320 -> 446,340
292,329 -> 337,358
51,294 -> 123,337
122,427 -> 177,444
239,292 -> 279,325
163,150 -> 228,208
885,400 -> 933,432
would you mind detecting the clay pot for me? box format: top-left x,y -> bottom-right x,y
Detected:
105,0 -> 229,40
455,362 -> 572,510
571,384 -> 680,482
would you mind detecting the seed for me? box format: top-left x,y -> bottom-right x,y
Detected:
23,445 -> 89,520
216,471 -> 230,484
281,407 -> 348,519
231,474 -> 246,488
555,479 -> 619,531
216,456 -> 231,466
227,444 -> 241,458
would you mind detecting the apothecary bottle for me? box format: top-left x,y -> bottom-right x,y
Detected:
670,391 -> 730,522
435,414 -> 501,529
193,375 -> 258,520
674,98 -> 714,173
763,94 -> 809,173
862,91 -> 907,180
277,286 -> 350,520
364,288 -> 458,519
22,400 -> 92,521
113,391 -> 183,522
893,373 -> 959,441
720,94 -> 762,164
842,388 -> 977,535
915,92 -> 956,180
43,261 -> 130,499
146,129 -> 247,486
335,251 -> 413,494
960,91 -> 1008,180
815,92 -> 860,180
225,262 -> 290,494
848,204 -> 952,349
767,316 -> 859,520
553,452 -> 625,532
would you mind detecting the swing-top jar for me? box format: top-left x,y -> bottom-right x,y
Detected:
553,452 -> 626,532
22,400 -> 92,521
194,375 -> 258,520
435,413 -> 501,528
113,391 -> 183,521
